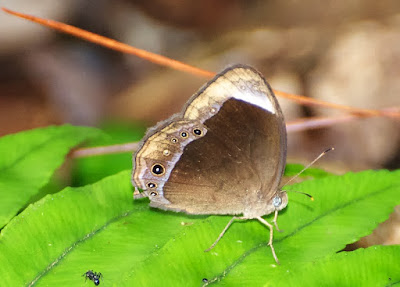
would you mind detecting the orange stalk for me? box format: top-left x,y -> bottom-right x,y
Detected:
2,7 -> 400,119
1,7 -> 215,79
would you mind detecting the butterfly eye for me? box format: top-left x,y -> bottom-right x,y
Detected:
272,195 -> 282,207
151,164 -> 165,176
193,128 -> 202,136
147,182 -> 157,189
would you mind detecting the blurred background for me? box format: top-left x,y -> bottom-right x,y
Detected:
1,0 -> 400,170
0,0 -> 399,249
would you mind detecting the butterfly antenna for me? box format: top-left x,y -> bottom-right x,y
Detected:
282,189 -> 314,201
283,147 -> 334,187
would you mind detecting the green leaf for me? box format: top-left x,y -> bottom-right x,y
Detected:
0,170 -> 200,286
0,125 -> 101,228
125,169 -> 400,286
276,245 -> 400,286
203,169 -> 400,286
71,121 -> 145,186
0,169 -> 399,286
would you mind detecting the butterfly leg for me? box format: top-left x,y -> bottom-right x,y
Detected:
272,210 -> 283,232
205,216 -> 244,252
256,216 -> 280,264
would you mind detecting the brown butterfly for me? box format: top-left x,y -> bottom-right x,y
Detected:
132,64 -> 287,264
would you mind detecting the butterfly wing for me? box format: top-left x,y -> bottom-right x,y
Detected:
132,65 -> 287,218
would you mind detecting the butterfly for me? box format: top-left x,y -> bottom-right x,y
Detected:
132,65 -> 287,263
